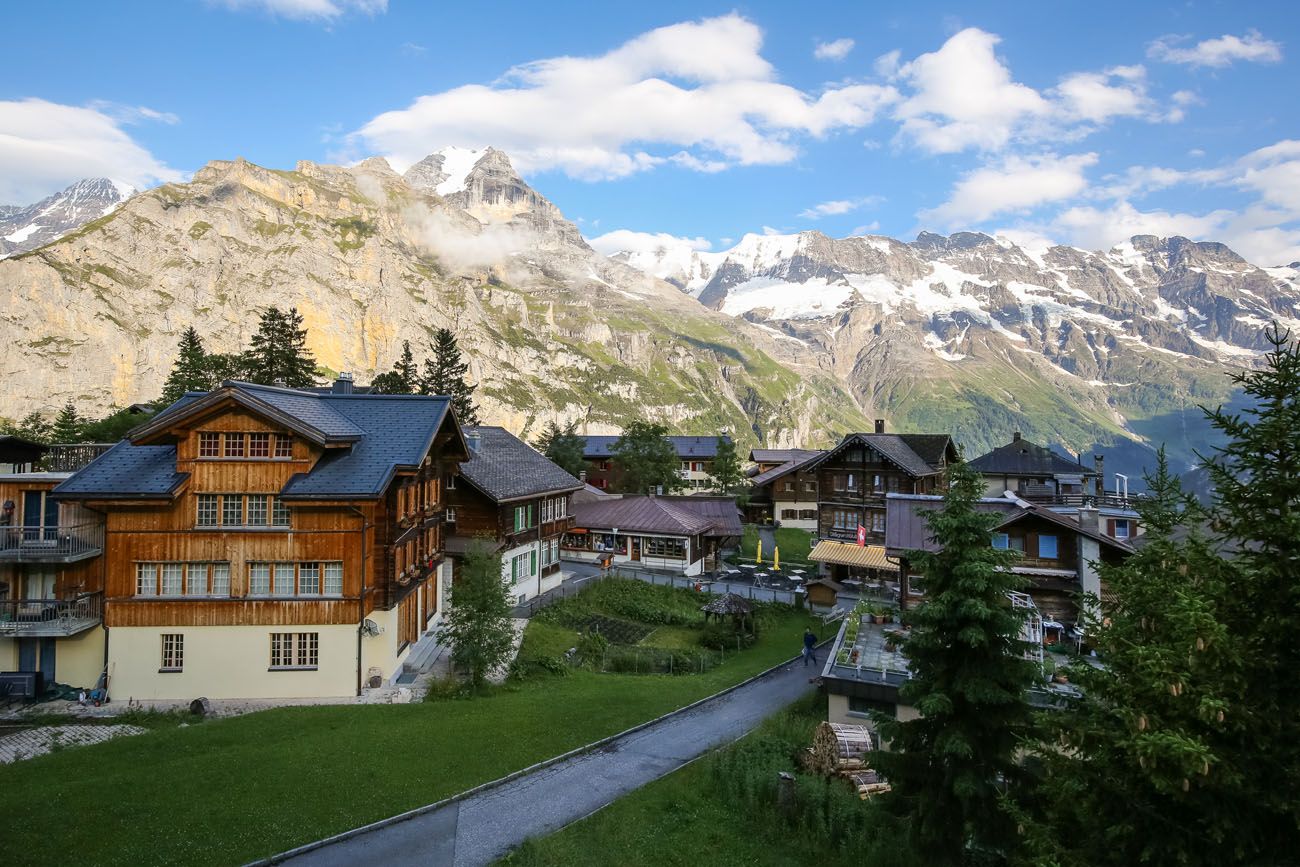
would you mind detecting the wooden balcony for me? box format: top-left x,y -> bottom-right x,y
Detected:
1019,491 -> 1137,509
0,591 -> 103,637
0,521 -> 104,563
45,443 -> 114,472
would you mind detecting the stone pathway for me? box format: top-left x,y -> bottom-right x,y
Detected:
0,724 -> 147,764
269,655 -> 819,867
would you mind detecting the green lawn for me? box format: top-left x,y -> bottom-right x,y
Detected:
0,593 -> 819,866
498,694 -> 908,867
773,527 -> 813,563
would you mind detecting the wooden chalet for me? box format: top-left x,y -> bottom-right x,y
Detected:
445,426 -> 584,604
579,434 -> 732,493
744,448 -> 823,528
52,381 -> 468,701
564,494 -> 742,576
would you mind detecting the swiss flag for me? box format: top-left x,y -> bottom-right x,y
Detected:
856,524 -> 867,546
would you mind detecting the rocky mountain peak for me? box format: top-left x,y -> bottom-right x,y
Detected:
0,176 -> 132,258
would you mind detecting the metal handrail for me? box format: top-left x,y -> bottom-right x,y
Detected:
0,521 -> 105,558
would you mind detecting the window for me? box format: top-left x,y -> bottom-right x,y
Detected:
831,509 -> 858,530
1113,519 -> 1131,540
223,433 -> 246,458
298,562 -> 320,595
197,494 -> 218,527
444,473 -> 456,490
246,495 -> 269,527
511,552 -> 532,582
848,696 -> 893,724
870,511 -> 886,533
212,563 -> 230,596
799,509 -> 817,520
186,563 -> 207,596
781,509 -> 798,519
323,562 -> 343,595
249,563 -> 271,595
160,634 -> 183,672
270,632 -> 318,669
248,432 -> 271,458
221,495 -> 243,526
1038,535 -> 1058,559
873,474 -> 884,493
644,537 -> 686,558
1009,536 -> 1025,552
805,481 -> 817,493
272,563 -> 295,595
847,473 -> 858,492
992,533 -> 1009,550
198,432 -> 220,458
271,497 -> 291,527
514,504 -> 534,532
274,435 -> 293,459
161,563 -> 183,596
783,480 -> 795,492
554,497 -> 567,518
136,563 -> 157,595
541,498 -> 552,523
445,507 -> 457,523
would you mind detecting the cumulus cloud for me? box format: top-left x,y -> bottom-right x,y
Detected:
920,153 -> 1098,225
212,0 -> 386,20
0,98 -> 181,204
1148,30 -> 1283,68
814,38 -> 855,61
798,195 -> 883,219
586,229 -> 712,258
352,14 -> 897,180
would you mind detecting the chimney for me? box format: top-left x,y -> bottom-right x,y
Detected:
1012,431 -> 1021,442
874,419 -> 885,434
466,431 -> 481,454
332,372 -> 355,395
1077,506 -> 1099,534
273,378 -> 287,388
579,470 -> 587,482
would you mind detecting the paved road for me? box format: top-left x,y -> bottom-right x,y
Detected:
273,658 -> 819,867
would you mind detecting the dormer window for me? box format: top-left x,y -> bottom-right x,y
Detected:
197,431 -> 294,460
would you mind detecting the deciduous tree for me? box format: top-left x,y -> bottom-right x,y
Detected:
533,420 -> 586,478
708,436 -> 744,497
611,421 -> 684,494
444,542 -> 515,690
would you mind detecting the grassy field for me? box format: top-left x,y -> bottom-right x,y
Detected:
736,525 -> 813,567
499,694 -> 908,867
0,583 -> 819,867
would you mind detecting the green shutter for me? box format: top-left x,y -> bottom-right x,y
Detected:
527,504 -> 534,527
512,556 -> 518,581
530,549 -> 537,575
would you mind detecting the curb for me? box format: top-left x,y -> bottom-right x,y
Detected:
253,638 -> 831,865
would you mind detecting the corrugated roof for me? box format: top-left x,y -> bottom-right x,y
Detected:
809,541 -> 898,571
54,441 -> 188,499
968,436 -> 1095,477
458,426 -> 583,503
572,495 -> 714,536
581,434 -> 732,459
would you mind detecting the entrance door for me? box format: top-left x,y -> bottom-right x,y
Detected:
20,491 -> 57,543
18,638 -> 37,672
39,638 -> 56,683
631,537 -> 641,562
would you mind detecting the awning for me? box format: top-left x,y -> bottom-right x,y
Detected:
809,541 -> 898,572
566,527 -> 589,534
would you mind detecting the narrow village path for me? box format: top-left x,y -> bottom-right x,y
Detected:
267,656 -> 820,867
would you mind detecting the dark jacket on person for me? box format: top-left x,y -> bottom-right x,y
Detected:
803,630 -> 817,649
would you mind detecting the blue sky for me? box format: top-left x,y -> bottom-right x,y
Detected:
3,1 -> 1298,262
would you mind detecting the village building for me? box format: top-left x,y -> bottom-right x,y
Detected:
563,494 -> 742,576
969,432 -> 1141,541
49,380 -> 468,701
444,426 -> 583,605
743,448 -> 823,528
578,434 -> 732,493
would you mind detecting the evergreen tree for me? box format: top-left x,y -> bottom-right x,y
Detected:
1027,451 -> 1245,867
443,541 -> 515,690
50,401 -> 84,443
205,352 -> 248,384
369,341 -> 420,394
243,306 -> 317,388
0,412 -> 52,444
82,407 -> 156,442
533,420 -> 586,478
708,436 -> 744,496
1195,322 -> 1300,858
610,421 -> 685,494
420,328 -> 479,424
160,327 -> 213,404
872,460 -> 1038,866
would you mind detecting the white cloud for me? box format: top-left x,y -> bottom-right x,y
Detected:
850,221 -> 881,235
799,195 -> 883,219
353,14 -> 897,180
814,38 -> 855,61
86,100 -> 181,126
873,50 -> 902,78
212,0 -> 386,20
0,98 -> 181,204
1052,66 -> 1154,124
920,153 -> 1098,225
586,229 -> 712,258
1148,30 -> 1283,68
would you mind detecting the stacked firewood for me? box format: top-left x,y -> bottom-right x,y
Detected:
804,721 -> 892,799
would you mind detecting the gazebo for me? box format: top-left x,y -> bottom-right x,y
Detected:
700,592 -> 754,631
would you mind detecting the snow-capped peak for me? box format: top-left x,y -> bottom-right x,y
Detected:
431,146 -> 487,196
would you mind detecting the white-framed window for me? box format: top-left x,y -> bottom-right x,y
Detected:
271,497 -> 291,527
299,562 -> 321,595
197,494 -> 218,527
445,507 -> 457,523
246,495 -> 269,527
272,563 -> 295,595
212,563 -> 230,596
541,498 -> 552,523
160,563 -> 184,596
249,563 -> 271,595
223,432 -> 246,458
274,435 -> 294,459
198,432 -> 220,458
555,497 -> 567,519
510,551 -> 533,582
186,563 -> 207,595
160,634 -> 183,672
323,562 -> 343,595
1113,519 -> 1131,540
135,562 -> 231,597
445,473 -> 457,490
247,561 -> 343,597
248,432 -> 271,458
514,505 -> 534,532
221,495 -> 243,526
136,563 -> 157,595
269,632 -> 318,669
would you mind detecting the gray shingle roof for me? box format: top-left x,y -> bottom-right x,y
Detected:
968,437 -> 1095,477
749,448 -> 820,465
750,451 -> 824,487
656,495 -> 744,538
54,441 -> 188,499
458,426 -> 583,503
805,432 -> 951,478
237,383 -> 366,440
572,495 -> 714,536
581,434 -> 731,459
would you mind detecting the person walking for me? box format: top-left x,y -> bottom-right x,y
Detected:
802,627 -> 819,667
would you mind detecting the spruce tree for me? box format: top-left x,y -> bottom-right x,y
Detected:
533,420 -> 586,478
160,327 -> 213,404
50,401 -> 84,443
708,436 -> 744,496
443,542 -> 515,690
1027,451 -> 1245,867
610,421 -> 685,494
1196,322 -> 1300,858
872,460 -> 1037,866
1,411 -> 52,444
243,306 -> 317,388
421,328 -> 479,424
369,341 -> 420,394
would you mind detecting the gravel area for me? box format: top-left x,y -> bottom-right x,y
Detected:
0,724 -> 148,764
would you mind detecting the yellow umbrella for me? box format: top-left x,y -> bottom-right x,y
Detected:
755,535 -> 763,565
773,546 -> 781,571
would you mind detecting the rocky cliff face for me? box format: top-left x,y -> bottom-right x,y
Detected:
0,178 -> 132,257
0,152 -> 866,451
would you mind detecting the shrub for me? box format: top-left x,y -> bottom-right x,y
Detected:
575,630 -> 609,666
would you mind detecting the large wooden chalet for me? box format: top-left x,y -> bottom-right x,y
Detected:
51,381 -> 468,701
579,434 -> 732,493
445,426 -> 583,604
744,448 -> 823,529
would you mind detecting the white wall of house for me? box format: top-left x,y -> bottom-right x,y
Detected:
826,692 -> 920,750
562,532 -> 702,576
502,539 -> 568,603
774,499 -> 819,530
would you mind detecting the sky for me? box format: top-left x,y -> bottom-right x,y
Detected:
3,1 -> 1299,264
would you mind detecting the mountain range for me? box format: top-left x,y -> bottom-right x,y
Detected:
1,178 -> 132,258
3,147 -> 1294,478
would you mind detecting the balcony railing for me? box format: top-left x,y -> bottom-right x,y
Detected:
0,591 -> 103,637
45,443 -> 114,472
1020,491 -> 1137,509
0,522 -> 104,562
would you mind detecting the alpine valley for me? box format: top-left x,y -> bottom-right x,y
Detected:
3,147 -> 1297,478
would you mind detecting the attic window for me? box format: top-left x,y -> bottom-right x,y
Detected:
274,435 -> 293,459
199,432 -> 220,458
224,433 -> 246,458
249,433 -> 271,458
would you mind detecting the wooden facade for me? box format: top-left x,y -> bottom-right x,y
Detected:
816,451 -> 943,546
